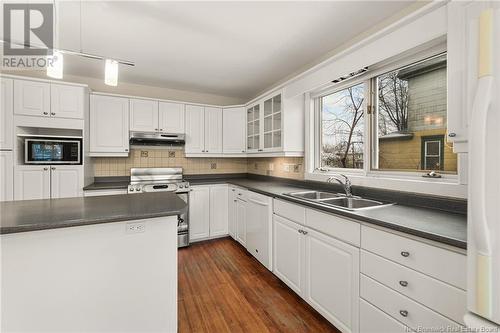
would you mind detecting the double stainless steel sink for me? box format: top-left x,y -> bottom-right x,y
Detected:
284,191 -> 393,211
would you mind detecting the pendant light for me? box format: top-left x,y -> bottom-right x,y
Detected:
105,59 -> 118,86
47,50 -> 64,79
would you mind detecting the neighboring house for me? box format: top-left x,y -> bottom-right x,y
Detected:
378,57 -> 457,172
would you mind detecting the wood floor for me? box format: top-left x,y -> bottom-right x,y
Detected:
178,237 -> 340,333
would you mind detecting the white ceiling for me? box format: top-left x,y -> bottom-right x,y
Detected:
56,1 -> 417,100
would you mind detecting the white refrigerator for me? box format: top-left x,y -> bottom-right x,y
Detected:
466,2 -> 500,329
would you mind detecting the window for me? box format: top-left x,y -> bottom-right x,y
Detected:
319,82 -> 365,169
421,136 -> 444,170
314,52 -> 457,176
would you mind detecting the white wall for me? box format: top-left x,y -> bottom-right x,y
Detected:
2,71 -> 245,106
1,217 -> 178,332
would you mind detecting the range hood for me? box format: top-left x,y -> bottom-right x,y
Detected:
129,131 -> 185,147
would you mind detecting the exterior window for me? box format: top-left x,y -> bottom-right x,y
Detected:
421,136 -> 444,170
373,54 -> 457,174
320,83 -> 365,169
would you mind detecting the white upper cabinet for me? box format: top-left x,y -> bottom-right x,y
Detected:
1,78 -> 14,150
90,94 -> 130,156
50,165 -> 83,199
223,107 -> 246,154
204,107 -> 223,154
50,84 -> 84,119
0,151 -> 14,201
246,91 -> 304,156
129,98 -> 159,132
159,102 -> 184,133
185,105 -> 205,153
14,80 -> 50,117
14,165 -> 51,200
185,105 -> 223,154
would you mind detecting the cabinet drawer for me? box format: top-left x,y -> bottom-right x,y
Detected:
361,274 -> 462,331
305,208 -> 360,246
361,250 -> 466,324
361,226 -> 466,290
360,299 -> 408,333
273,199 -> 305,225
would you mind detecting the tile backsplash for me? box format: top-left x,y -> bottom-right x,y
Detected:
247,157 -> 304,180
92,149 -> 304,179
93,149 -> 247,176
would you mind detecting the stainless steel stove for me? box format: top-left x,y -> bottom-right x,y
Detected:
128,168 -> 190,247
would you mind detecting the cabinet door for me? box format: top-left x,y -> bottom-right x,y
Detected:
185,105 -> 205,153
305,227 -> 360,333
0,151 -> 14,201
236,199 -> 247,246
159,102 -> 185,133
209,185 -> 228,237
189,186 -> 210,241
129,98 -> 159,132
50,84 -> 84,119
0,78 -> 13,150
14,165 -> 51,200
14,80 -> 50,117
223,107 -> 246,154
246,104 -> 261,152
360,299 -> 408,333
246,192 -> 272,270
204,107 -> 223,154
263,94 -> 282,151
228,187 -> 238,238
273,214 -> 305,296
50,165 -> 83,199
90,95 -> 129,154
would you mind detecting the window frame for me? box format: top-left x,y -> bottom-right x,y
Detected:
311,47 -> 459,183
421,135 -> 445,171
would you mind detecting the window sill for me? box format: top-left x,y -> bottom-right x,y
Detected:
305,171 -> 466,199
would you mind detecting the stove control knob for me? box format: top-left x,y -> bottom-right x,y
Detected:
185,183 -> 189,188
129,187 -> 134,192
179,184 -> 184,188
135,186 -> 141,192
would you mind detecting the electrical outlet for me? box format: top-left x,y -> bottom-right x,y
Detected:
126,222 -> 145,234
141,151 -> 148,157
211,163 -> 217,169
268,163 -> 274,171
283,164 -> 290,172
168,151 -> 176,158
254,163 -> 258,170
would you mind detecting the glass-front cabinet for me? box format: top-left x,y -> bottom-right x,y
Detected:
247,93 -> 283,153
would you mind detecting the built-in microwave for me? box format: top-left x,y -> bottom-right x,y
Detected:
25,138 -> 82,165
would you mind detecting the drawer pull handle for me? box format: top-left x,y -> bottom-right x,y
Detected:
399,310 -> 408,317
399,280 -> 408,287
400,251 -> 410,257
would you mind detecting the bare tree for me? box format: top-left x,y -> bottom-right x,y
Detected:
378,72 -> 409,134
321,85 -> 364,168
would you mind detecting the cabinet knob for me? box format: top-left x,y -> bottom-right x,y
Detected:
43,167 -> 48,171
125,149 -> 129,152
399,310 -> 408,317
399,280 -> 408,287
155,128 -> 159,131
160,129 -> 163,131
400,251 -> 410,257
51,112 -> 56,116
51,167 -> 56,170
302,230 -> 308,235
448,133 -> 457,138
43,112 -> 48,115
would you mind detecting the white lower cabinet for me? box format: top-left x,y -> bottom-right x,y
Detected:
235,197 -> 247,246
246,191 -> 272,270
273,214 -> 306,296
209,185 -> 229,237
14,165 -> 83,201
228,187 -> 238,237
189,185 -> 229,242
189,186 -> 211,241
305,227 -> 359,333
0,151 -> 14,201
360,299 -> 409,333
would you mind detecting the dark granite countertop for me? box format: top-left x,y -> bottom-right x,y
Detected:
83,174 -> 467,249
0,192 -> 186,234
83,176 -> 129,191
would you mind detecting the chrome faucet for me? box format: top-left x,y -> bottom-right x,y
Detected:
327,174 -> 352,198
